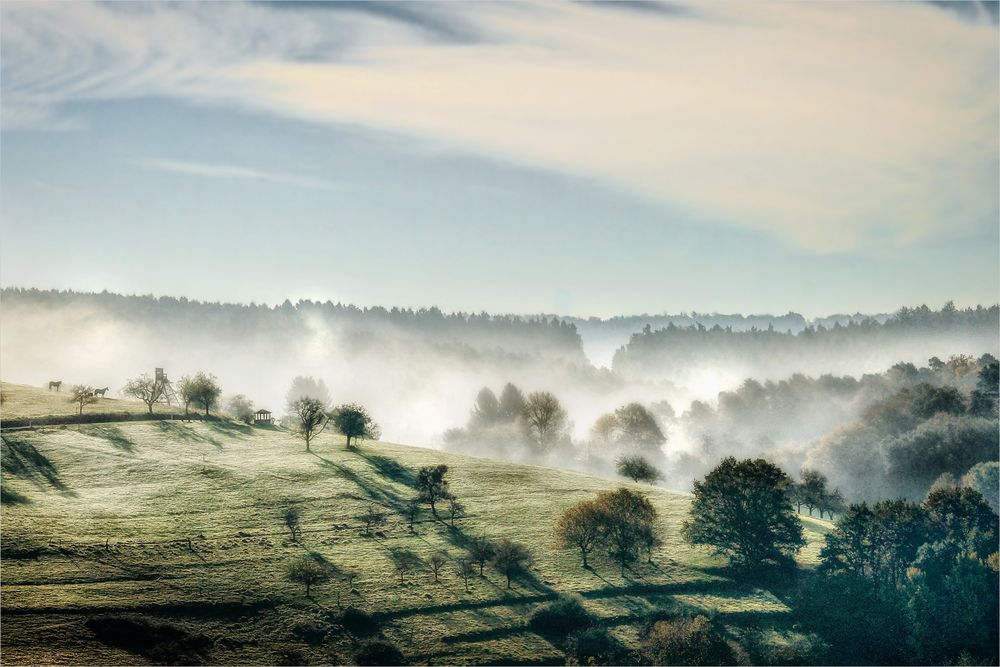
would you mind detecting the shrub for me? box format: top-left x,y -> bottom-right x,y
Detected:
641,615 -> 734,666
354,639 -> 406,666
528,593 -> 592,637
338,607 -> 379,636
566,626 -> 628,665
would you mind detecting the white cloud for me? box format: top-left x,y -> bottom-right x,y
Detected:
138,159 -> 338,191
2,1 -> 996,251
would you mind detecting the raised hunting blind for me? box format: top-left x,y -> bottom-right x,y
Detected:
154,367 -> 178,405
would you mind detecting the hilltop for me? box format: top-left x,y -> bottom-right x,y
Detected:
0,388 -> 830,665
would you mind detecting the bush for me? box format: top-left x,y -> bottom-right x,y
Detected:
641,615 -> 734,666
528,593 -> 593,637
338,606 -> 380,636
354,639 -> 406,666
566,626 -> 628,665
291,619 -> 330,645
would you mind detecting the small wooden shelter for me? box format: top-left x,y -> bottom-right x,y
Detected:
254,409 -> 274,426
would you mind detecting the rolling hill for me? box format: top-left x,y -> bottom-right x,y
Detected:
1,384 -> 830,665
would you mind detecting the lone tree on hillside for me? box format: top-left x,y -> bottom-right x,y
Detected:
616,455 -> 663,484
492,538 -> 533,589
522,391 -> 569,451
555,499 -> 604,568
468,536 -> 495,576
357,504 -> 388,536
283,506 -> 302,542
291,397 -> 328,452
447,497 -> 466,527
330,403 -> 380,448
405,500 -> 421,532
682,457 -> 804,572
614,403 -> 666,451
456,558 -> 476,592
69,385 -> 98,415
428,550 -> 449,582
123,374 -> 165,414
389,549 -> 423,585
285,554 -> 330,598
594,488 -> 658,575
186,372 -> 222,417
416,464 -> 452,518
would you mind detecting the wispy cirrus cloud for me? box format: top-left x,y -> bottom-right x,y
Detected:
2,1 -> 997,252
137,158 -> 339,191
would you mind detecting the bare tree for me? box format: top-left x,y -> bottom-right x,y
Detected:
69,384 -> 97,415
341,567 -> 361,591
447,497 -> 466,527
556,499 -> 604,568
468,536 -> 495,576
389,549 -> 422,585
285,554 -> 330,598
284,506 -> 302,542
122,375 -> 165,414
290,397 -> 328,452
456,558 -> 476,592
357,504 -> 388,536
492,538 -> 533,589
522,391 -> 569,451
406,500 -> 421,532
428,550 -> 448,582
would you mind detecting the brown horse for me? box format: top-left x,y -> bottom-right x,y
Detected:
48,380 -> 62,391
93,387 -> 109,398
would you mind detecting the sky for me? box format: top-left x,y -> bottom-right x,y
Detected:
1,0 -> 998,318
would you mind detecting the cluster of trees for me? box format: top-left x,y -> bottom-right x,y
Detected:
799,486 -> 999,664
789,469 -> 845,519
443,383 -> 574,460
121,371 -> 222,416
284,378 -> 380,451
556,488 -> 660,574
807,356 -> 999,502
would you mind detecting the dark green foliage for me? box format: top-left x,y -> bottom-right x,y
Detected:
565,626 -> 629,666
329,403 -> 380,448
85,615 -> 211,665
802,485 -> 999,665
527,593 -> 592,636
640,614 -> 734,666
491,538 -> 533,588
969,359 -> 999,418
738,627 -> 828,666
682,457 -> 804,571
616,455 -> 663,484
354,639 -> 406,666
594,487 -> 659,574
338,607 -> 380,636
962,461 -> 999,513
416,464 -> 451,517
292,619 -> 330,645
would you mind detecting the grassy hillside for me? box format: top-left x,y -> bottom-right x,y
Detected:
1,405 -> 831,665
1,382 -> 183,421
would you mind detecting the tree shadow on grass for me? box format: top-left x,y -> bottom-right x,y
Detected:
156,421 -> 223,450
310,453 -> 408,512
354,450 -> 417,487
209,420 -> 254,439
1,433 -> 71,493
82,426 -> 136,453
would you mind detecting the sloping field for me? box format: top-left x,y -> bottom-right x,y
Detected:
1,382 -> 184,421
1,414 -> 830,665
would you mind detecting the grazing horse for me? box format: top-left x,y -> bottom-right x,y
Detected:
93,387 -> 109,398
48,380 -> 62,391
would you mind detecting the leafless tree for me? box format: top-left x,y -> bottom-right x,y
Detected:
122,375 -> 165,414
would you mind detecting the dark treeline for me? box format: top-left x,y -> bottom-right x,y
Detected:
613,302 -> 999,380
0,288 -> 585,361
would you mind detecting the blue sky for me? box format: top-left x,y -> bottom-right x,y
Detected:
1,1 -> 997,317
